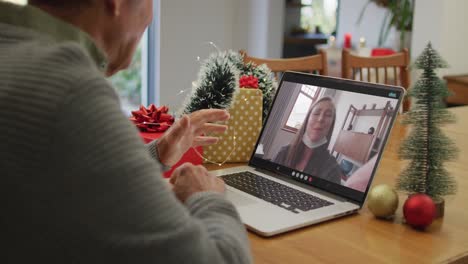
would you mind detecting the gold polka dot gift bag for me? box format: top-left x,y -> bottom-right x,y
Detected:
204,87 -> 263,163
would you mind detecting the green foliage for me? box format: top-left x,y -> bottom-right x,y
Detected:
239,62 -> 277,121
396,43 -> 458,200
183,50 -> 278,121
109,47 -> 142,106
300,0 -> 337,35
222,51 -> 278,121
357,0 -> 414,49
183,51 -> 240,114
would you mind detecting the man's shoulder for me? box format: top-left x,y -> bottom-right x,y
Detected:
25,40 -> 103,81
0,24 -> 103,83
3,35 -> 111,92
0,30 -> 116,109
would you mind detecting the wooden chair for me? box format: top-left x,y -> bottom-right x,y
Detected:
342,48 -> 411,111
240,50 -> 328,80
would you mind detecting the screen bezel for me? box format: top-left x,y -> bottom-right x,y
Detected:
249,71 -> 405,205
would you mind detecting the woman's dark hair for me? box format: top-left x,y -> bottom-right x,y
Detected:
284,97 -> 337,168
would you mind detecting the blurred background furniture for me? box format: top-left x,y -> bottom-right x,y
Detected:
283,33 -> 329,58
240,49 -> 328,80
342,48 -> 411,111
444,74 -> 468,106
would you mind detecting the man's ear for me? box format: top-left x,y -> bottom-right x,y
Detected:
105,0 -> 123,17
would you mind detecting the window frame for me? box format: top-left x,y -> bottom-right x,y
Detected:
145,0 -> 161,106
111,0 -> 160,114
282,85 -> 322,133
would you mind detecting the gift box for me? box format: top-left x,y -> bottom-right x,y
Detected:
131,104 -> 202,178
140,132 -> 203,178
204,88 -> 263,163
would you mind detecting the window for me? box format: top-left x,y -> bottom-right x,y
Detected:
300,0 -> 338,34
284,85 -> 321,132
110,0 -> 160,115
3,0 -> 26,5
110,42 -> 144,115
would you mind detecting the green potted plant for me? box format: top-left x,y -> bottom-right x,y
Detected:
357,0 -> 414,50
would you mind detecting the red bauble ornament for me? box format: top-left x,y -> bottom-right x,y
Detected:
403,194 -> 436,229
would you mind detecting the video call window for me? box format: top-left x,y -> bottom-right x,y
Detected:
256,82 -> 399,193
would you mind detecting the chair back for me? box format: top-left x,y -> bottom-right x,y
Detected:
240,50 -> 328,80
342,48 -> 410,111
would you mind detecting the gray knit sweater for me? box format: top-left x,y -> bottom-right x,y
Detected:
0,3 -> 251,263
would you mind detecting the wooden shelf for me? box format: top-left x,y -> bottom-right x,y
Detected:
331,101 -> 394,164
286,3 -> 311,8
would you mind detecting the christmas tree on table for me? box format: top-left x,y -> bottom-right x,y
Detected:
183,51 -> 277,121
397,43 -> 458,201
183,51 -> 240,114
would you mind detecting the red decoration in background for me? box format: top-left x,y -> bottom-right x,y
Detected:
371,48 -> 396,57
403,193 -> 436,229
130,104 -> 174,132
344,33 -> 352,49
239,75 -> 259,88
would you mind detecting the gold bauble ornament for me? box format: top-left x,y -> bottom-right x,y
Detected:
367,184 -> 399,218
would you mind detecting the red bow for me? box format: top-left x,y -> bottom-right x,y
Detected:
130,104 -> 175,132
239,75 -> 259,89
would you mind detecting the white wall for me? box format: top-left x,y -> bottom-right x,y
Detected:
231,0 -> 284,58
159,0 -> 236,111
159,0 -> 284,111
411,0 -> 468,76
266,0 -> 285,58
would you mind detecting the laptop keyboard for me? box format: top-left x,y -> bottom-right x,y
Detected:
221,171 -> 334,214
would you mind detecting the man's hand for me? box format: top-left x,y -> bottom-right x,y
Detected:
156,109 -> 229,167
170,163 -> 225,202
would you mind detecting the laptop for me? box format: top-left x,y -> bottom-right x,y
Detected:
211,72 -> 405,237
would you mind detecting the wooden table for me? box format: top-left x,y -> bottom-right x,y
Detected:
444,75 -> 468,106
206,106 -> 468,264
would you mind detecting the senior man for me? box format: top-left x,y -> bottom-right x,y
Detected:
0,0 -> 251,263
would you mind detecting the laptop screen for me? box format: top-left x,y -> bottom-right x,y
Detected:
250,72 -> 404,204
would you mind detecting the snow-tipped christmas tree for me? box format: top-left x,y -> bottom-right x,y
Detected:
397,43 -> 458,201
182,50 -> 277,121
183,51 -> 240,114
239,62 -> 277,120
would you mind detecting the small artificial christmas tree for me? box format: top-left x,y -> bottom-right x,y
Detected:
397,43 -> 458,202
183,51 -> 240,114
183,50 -> 277,121
239,62 -> 277,121
225,52 -> 277,120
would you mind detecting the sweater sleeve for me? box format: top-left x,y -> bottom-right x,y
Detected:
146,139 -> 171,171
51,73 -> 252,263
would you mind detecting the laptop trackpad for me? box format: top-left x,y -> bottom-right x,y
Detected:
226,190 -> 257,207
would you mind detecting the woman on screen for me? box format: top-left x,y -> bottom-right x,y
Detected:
273,97 -> 344,184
